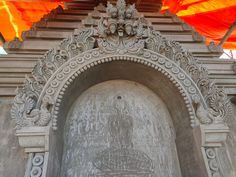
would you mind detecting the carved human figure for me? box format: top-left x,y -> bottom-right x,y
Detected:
108,96 -> 133,148
108,22 -> 117,34
125,22 -> 133,35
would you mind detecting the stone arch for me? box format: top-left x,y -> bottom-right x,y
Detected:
11,1 -> 232,177
39,52 -> 204,130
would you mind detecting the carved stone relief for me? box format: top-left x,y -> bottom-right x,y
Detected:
10,0 -> 232,130
8,1 -> 234,177
24,152 -> 48,177
60,80 -> 182,177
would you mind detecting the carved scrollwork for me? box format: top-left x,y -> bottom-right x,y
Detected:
205,148 -> 222,177
145,28 -> 232,124
11,28 -> 95,129
11,87 -> 54,129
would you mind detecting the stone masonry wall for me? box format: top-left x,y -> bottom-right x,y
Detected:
0,98 -> 26,177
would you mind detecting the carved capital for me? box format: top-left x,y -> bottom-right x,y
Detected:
16,126 -> 51,153
200,124 -> 229,147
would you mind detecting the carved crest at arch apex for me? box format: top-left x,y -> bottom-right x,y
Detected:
11,0 -> 232,130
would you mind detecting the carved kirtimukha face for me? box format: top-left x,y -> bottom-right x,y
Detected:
117,26 -> 124,37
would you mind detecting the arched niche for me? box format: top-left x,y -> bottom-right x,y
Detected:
61,80 -> 182,177
45,59 -> 207,177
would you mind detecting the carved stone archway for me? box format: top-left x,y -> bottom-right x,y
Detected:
11,1 -> 232,177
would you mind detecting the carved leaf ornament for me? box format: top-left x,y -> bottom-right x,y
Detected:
11,0 -> 232,130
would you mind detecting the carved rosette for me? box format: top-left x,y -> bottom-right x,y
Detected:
11,0 -> 232,130
24,153 -> 48,177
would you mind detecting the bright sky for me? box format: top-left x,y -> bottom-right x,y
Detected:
0,47 -> 7,54
220,49 -> 236,59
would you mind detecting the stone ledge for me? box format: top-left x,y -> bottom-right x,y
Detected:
16,126 -> 50,153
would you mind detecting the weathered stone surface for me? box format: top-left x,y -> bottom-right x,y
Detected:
61,80 -> 182,177
0,98 -> 26,177
225,103 -> 236,176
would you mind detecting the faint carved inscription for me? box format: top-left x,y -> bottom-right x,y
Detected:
89,96 -> 155,177
61,80 -> 182,177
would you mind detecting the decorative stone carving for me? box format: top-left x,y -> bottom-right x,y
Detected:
199,124 -> 229,147
4,37 -> 22,49
97,0 -> 145,54
11,88 -> 54,129
192,96 -> 213,124
24,152 -> 48,177
146,29 -> 232,125
11,0 -> 232,130
205,148 -> 222,177
208,41 -> 223,53
16,126 -> 50,153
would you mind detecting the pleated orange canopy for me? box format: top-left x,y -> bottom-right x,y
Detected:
0,0 -> 235,49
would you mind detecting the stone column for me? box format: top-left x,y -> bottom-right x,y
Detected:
16,126 -> 51,177
198,124 -> 233,177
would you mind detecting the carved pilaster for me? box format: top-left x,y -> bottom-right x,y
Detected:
16,127 -> 51,177
196,124 -> 232,177
24,152 -> 49,177
205,147 -> 222,177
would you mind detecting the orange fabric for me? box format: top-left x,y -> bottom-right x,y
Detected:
0,1 -> 64,41
0,0 -> 236,49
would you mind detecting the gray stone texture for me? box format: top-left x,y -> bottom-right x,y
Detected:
61,80 -> 182,177
0,98 -> 26,177
225,103 -> 236,176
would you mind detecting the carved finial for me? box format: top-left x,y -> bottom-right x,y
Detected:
97,0 -> 145,54
4,37 -> 22,50
98,0 -> 141,38
208,41 -> 223,53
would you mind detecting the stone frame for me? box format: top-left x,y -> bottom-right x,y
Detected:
11,1 -> 232,177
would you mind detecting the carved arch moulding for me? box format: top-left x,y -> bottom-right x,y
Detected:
11,0 -> 233,177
